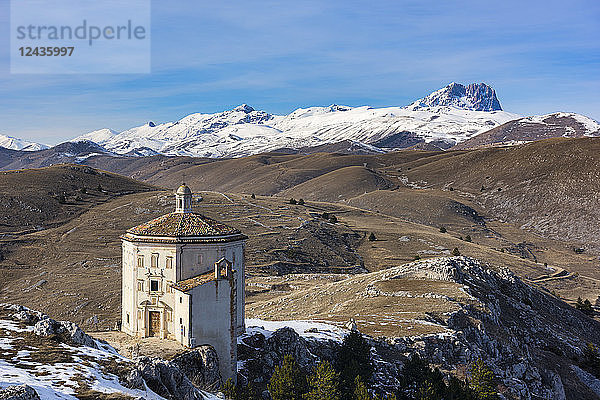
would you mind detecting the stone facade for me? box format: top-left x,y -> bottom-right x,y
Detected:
121,184 -> 246,381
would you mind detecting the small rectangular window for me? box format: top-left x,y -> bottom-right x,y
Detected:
180,317 -> 183,324
179,297 -> 183,303
166,282 -> 173,294
126,312 -> 130,324
137,280 -> 144,291
166,256 -> 173,269
137,256 -> 144,268
151,253 -> 159,268
137,310 -> 142,320
150,280 -> 159,292
197,254 -> 203,265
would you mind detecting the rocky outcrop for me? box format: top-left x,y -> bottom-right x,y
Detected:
1,303 -> 99,349
240,257 -> 600,399
238,327 -> 340,385
171,346 -> 222,390
128,356 -> 205,400
0,385 -> 40,400
33,318 -> 98,349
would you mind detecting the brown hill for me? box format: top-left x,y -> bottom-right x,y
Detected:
397,137 -> 600,250
279,166 -> 397,202
0,164 -> 155,233
346,188 -> 484,228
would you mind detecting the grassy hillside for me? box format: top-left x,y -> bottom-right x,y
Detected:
0,164 -> 155,233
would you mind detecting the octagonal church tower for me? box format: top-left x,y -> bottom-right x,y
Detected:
121,184 -> 247,380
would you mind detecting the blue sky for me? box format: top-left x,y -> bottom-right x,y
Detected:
0,0 -> 599,145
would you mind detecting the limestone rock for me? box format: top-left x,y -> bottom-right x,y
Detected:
133,356 -> 204,400
0,385 -> 40,400
33,317 -> 97,348
171,346 -> 222,391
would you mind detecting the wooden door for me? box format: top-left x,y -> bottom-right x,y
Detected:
148,311 -> 161,337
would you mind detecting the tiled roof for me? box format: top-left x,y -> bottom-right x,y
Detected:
126,212 -> 242,238
171,269 -> 229,292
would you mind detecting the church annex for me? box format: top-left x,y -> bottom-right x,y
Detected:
120,184 -> 247,380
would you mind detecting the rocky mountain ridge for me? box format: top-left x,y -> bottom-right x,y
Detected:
408,82 -> 502,112
2,83 -> 599,158
69,82 -> 518,156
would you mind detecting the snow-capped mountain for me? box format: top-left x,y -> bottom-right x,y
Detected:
0,134 -> 48,151
73,83 -> 520,157
455,111 -> 600,149
75,128 -> 118,143
408,82 -> 502,111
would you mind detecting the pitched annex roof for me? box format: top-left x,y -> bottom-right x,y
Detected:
172,269 -> 228,292
126,212 -> 242,238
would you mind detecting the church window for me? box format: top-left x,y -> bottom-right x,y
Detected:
179,297 -> 182,303
166,311 -> 172,322
126,313 -> 129,325
137,256 -> 144,268
180,317 -> 183,324
151,253 -> 159,268
166,256 -> 173,269
137,280 -> 144,291
150,280 -> 159,292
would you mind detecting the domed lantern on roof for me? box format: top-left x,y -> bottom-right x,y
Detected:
175,183 -> 193,213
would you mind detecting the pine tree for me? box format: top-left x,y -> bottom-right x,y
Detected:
268,355 -> 306,400
468,358 -> 498,400
290,198 -> 297,205
303,361 -> 341,400
353,376 -> 370,400
338,331 -> 373,397
581,342 -> 600,378
417,381 -> 436,400
368,232 -> 376,241
452,248 -> 460,256
446,376 -> 475,400
222,378 -> 237,400
298,198 -> 305,205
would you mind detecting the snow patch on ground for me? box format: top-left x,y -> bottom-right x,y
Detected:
244,318 -> 347,342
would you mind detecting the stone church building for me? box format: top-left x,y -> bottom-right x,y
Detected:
121,184 -> 247,380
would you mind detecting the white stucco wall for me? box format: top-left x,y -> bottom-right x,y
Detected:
187,278 -> 237,381
121,240 -> 178,338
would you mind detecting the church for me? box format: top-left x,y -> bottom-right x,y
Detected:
120,184 -> 247,381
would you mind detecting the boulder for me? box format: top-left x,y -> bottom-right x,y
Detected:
33,318 -> 97,349
0,385 -> 40,400
262,327 -> 314,368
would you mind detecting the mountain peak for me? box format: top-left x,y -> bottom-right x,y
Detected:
233,104 -> 255,113
411,82 -> 503,112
